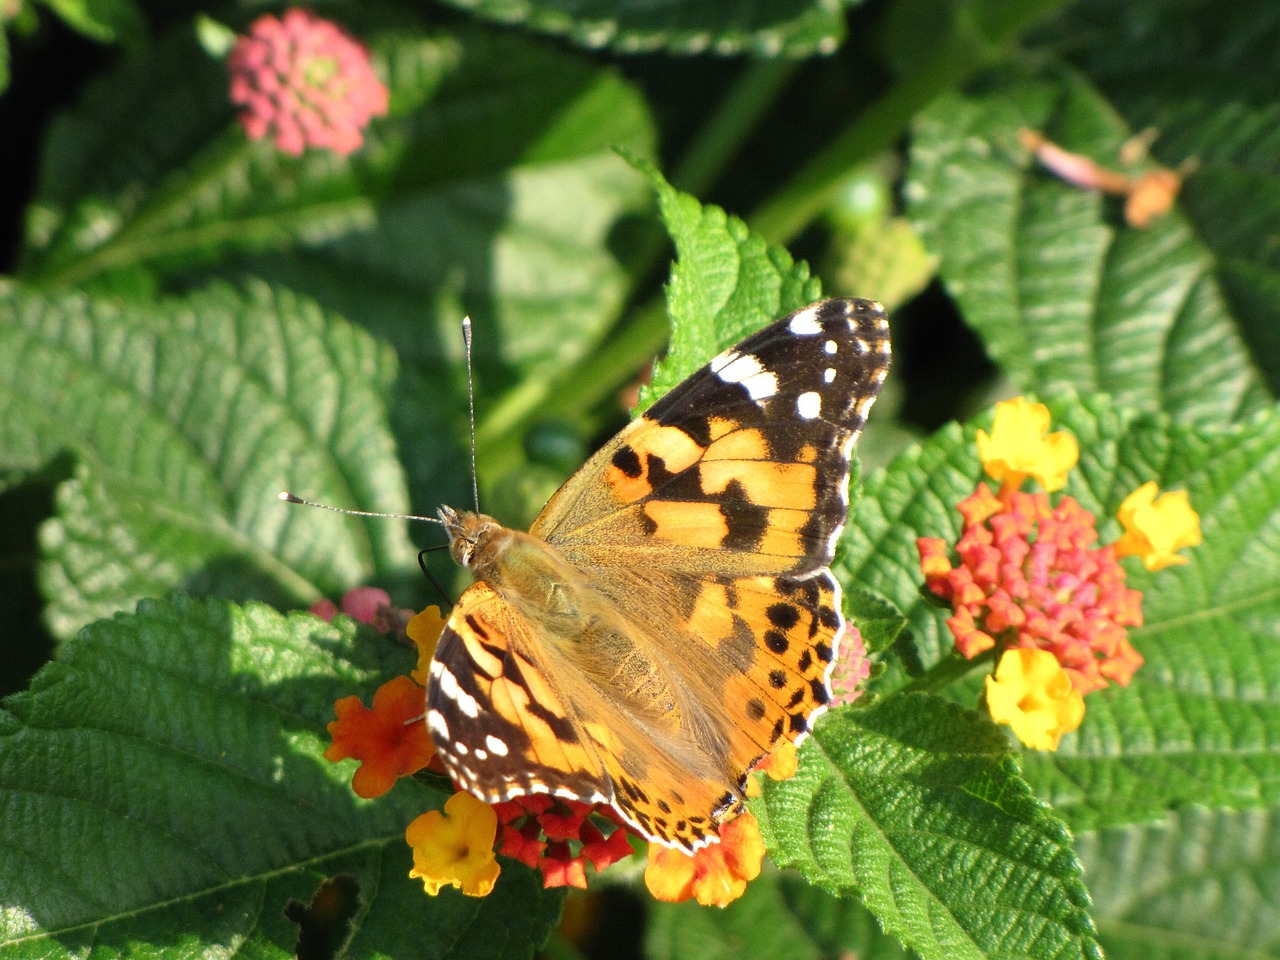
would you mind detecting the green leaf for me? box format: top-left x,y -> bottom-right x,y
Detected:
839,392 -> 1280,830
1075,807 -> 1280,959
757,699 -> 1102,960
0,282 -> 414,637
36,0 -> 145,43
22,27 -> 653,384
1020,406 -> 1280,828
1053,0 -> 1280,407
634,157 -> 823,409
906,65 -> 1274,427
0,596 -> 562,959
646,869 -> 910,960
823,217 -> 939,314
432,0 -> 849,57
845,588 -> 909,656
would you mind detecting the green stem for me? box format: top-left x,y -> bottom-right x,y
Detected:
897,649 -> 993,697
475,62 -> 799,463
749,0 -> 1069,245
670,58 -> 799,197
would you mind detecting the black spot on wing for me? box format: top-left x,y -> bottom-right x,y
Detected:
613,446 -> 642,479
719,480 -> 769,550
526,700 -> 580,744
766,603 -> 801,630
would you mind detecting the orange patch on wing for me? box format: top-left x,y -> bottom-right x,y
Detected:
699,460 -> 818,510
644,501 -> 728,548
685,581 -> 735,640
456,622 -> 504,679
704,427 -> 769,462
704,416 -> 738,442
757,507 -> 811,559
605,422 -> 706,503
583,719 -> 623,758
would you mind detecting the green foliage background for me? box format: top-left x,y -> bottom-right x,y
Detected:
1,1 -> 1277,958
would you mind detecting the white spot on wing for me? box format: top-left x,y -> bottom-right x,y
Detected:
427,709 -> 450,741
788,308 -> 822,335
485,735 -> 509,757
824,368 -> 836,383
435,664 -> 481,719
797,391 -> 822,419
716,352 -> 778,401
824,340 -> 837,355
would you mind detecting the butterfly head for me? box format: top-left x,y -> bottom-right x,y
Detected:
437,505 -> 508,572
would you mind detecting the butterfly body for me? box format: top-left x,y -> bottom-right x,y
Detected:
427,298 -> 890,850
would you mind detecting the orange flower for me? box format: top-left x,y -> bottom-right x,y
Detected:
408,605 -> 446,686
746,740 -> 799,797
324,675 -> 435,798
1115,482 -> 1201,571
919,484 -> 1143,693
975,398 -> 1078,494
406,791 -> 502,897
644,812 -> 765,907
985,647 -> 1085,750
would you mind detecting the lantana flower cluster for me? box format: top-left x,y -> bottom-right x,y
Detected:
227,8 -> 388,156
917,398 -> 1200,750
319,596 -> 869,906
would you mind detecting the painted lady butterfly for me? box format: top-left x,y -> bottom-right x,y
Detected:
427,298 -> 890,850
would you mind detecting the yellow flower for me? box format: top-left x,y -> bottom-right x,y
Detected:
644,812 -> 765,907
406,791 -> 501,897
1115,482 -> 1201,571
975,398 -> 1079,493
984,648 -> 1085,751
408,605 -> 446,686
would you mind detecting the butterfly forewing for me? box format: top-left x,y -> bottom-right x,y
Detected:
532,298 -> 890,576
427,298 -> 890,850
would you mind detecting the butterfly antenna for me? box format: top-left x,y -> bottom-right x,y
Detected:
417,548 -> 455,607
278,491 -> 445,526
462,315 -> 481,513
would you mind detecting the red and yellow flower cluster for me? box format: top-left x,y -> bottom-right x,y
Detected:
319,597 -> 814,906
918,398 -> 1200,750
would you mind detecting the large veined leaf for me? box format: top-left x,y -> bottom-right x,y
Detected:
906,60 -> 1275,427
646,869 -> 910,960
0,596 -> 563,960
1019,406 -> 1280,829
0,282 -> 414,637
1076,806 -> 1280,959
432,0 -> 851,57
20,25 -> 655,385
837,394 -> 1280,830
756,699 -> 1102,960
636,157 -> 823,408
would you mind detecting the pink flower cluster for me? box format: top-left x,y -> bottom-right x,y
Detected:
228,9 -> 388,156
919,484 -> 1144,693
